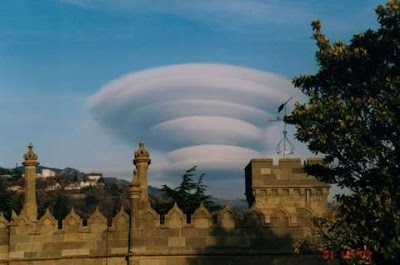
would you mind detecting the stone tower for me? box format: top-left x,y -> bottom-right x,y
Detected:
22,143 -> 39,221
245,158 -> 330,227
129,141 -> 151,256
132,141 -> 151,202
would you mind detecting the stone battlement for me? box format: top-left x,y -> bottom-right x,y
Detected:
0,143 -> 331,265
0,207 -> 129,262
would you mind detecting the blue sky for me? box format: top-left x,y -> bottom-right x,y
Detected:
0,0 -> 385,198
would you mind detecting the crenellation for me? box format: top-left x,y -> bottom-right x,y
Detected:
0,143 -> 332,265
191,203 -> 212,229
165,203 -> 185,229
62,208 -> 83,233
38,209 -> 57,235
88,207 -> 108,232
112,206 -> 130,231
218,205 -> 236,229
139,204 -> 159,230
242,206 -> 264,227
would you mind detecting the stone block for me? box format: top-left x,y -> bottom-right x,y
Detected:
186,236 -> 206,249
108,239 -> 128,248
16,242 -> 43,252
181,227 -> 198,237
64,232 -> 86,241
61,248 -> 90,256
196,228 -> 212,237
110,247 -> 128,254
158,228 -> 180,237
140,259 -> 163,265
165,258 -> 188,265
153,237 -> 168,247
9,251 -> 24,259
141,228 -> 156,238
168,237 -> 185,247
279,158 -> 302,168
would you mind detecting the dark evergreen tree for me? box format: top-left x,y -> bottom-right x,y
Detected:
156,166 -> 218,214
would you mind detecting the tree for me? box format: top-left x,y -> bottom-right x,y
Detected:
0,179 -> 23,219
154,166 -> 219,214
286,1 -> 400,264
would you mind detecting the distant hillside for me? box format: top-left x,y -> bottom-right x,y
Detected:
2,165 -> 249,211
10,166 -> 81,175
211,197 -> 248,211
147,185 -> 248,211
103,177 -> 129,185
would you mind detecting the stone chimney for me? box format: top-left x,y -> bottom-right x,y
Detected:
22,143 -> 39,221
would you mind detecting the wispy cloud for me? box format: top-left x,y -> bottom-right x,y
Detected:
60,0 -> 315,33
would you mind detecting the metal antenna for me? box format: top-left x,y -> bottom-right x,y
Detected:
270,97 -> 295,159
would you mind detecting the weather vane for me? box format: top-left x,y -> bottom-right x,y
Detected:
270,96 -> 295,159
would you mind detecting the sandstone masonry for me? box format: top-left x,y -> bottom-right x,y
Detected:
0,143 -> 334,265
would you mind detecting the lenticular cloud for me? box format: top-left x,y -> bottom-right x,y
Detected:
87,63 -> 300,184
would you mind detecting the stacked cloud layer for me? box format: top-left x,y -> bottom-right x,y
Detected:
87,63 -> 302,192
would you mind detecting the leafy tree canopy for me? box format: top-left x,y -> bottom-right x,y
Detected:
287,1 -> 400,264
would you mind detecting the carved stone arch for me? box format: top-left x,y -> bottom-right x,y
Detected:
192,202 -> 212,228
165,202 -> 185,228
270,208 -> 289,227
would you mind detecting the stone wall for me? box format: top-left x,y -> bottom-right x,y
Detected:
0,200 -> 335,265
0,207 -> 129,265
0,143 -> 335,265
132,202 -> 310,255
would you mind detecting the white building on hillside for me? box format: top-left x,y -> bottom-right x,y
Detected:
85,173 -> 102,182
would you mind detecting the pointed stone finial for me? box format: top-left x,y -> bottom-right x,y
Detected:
193,202 -> 211,219
114,206 -> 129,222
64,207 -> 81,226
134,141 -> 151,165
39,208 -> 56,226
11,210 -> 18,221
89,207 -> 107,223
69,207 -> 77,215
23,143 -> 39,164
165,202 -> 185,228
118,206 -> 125,214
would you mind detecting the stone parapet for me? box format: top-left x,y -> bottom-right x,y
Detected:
0,207 -> 129,263
131,202 -> 314,256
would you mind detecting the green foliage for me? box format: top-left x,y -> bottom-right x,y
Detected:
154,166 -> 219,214
0,179 -> 23,219
53,192 -> 70,220
0,167 -> 12,175
287,1 -> 400,264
